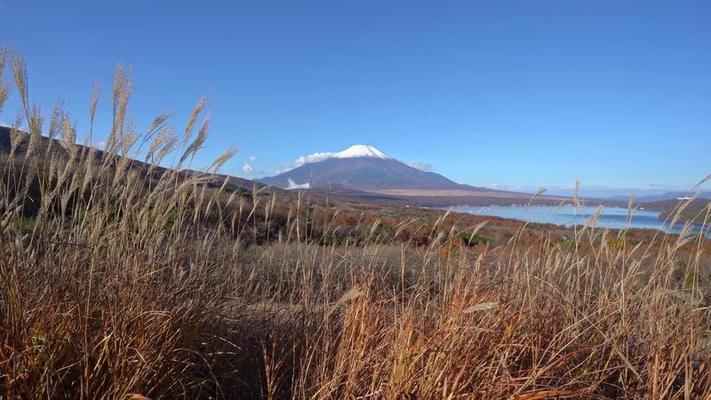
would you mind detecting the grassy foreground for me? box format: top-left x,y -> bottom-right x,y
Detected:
1,53 -> 711,399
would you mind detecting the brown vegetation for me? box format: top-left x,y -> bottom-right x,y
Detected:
1,51 -> 711,399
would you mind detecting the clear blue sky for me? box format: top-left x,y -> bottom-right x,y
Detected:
2,0 -> 710,192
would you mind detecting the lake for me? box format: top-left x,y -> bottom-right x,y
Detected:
446,205 -> 709,237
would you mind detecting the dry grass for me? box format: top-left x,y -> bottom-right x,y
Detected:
1,52 -> 711,399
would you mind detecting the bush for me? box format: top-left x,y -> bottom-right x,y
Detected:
458,230 -> 490,246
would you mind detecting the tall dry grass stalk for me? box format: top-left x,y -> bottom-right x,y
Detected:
0,51 -> 710,399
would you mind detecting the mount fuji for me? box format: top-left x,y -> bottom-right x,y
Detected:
260,145 -> 479,192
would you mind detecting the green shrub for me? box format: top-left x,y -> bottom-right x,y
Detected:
458,230 -> 490,246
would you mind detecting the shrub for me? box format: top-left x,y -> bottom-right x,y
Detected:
458,230 -> 490,246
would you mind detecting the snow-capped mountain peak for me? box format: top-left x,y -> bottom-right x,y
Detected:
333,145 -> 388,159
260,143 -> 469,191
288,145 -> 389,169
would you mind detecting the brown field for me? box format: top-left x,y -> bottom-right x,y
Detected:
1,51 -> 711,399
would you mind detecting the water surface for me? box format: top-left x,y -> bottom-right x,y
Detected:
447,205 -> 709,237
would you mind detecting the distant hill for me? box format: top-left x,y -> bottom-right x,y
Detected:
0,125 -> 264,194
529,188 -> 711,202
642,198 -> 711,225
632,191 -> 711,202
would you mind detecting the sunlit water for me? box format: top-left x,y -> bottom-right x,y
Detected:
446,205 -> 710,237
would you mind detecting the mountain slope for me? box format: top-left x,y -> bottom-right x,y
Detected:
262,157 -> 468,190
0,125 -> 265,194
261,145 -> 473,191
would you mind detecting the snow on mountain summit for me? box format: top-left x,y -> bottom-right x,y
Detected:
332,145 -> 388,159
287,145 -> 389,170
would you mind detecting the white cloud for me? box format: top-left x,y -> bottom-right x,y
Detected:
274,152 -> 336,174
405,161 -> 433,171
273,152 -> 333,174
273,164 -> 290,174
286,179 -> 310,190
241,156 -> 257,174
293,152 -> 334,167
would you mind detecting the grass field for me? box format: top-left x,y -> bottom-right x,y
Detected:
1,51 -> 711,399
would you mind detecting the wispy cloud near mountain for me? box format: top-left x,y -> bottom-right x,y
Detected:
404,161 -> 434,171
